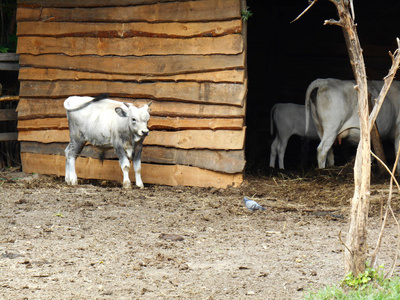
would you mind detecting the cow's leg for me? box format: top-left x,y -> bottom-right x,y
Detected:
395,128 -> 400,173
65,138 -> 85,185
115,146 -> 132,189
277,136 -> 289,169
317,136 -> 336,168
269,137 -> 279,168
327,148 -> 335,167
133,141 -> 144,189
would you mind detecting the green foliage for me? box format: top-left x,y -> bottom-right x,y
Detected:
342,265 -> 385,289
241,6 -> 253,21
0,46 -> 9,53
1,0 -> 17,52
305,265 -> 400,300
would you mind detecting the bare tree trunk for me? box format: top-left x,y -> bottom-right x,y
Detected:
326,0 -> 370,276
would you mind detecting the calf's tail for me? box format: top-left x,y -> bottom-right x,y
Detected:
64,94 -> 110,112
270,104 -> 277,136
92,93 -> 109,102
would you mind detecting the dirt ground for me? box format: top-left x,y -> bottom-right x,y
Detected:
1,166 -> 400,299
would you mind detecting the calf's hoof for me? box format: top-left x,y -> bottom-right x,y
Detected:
65,178 -> 78,186
122,181 -> 132,189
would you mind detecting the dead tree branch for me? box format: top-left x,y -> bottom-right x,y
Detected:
370,143 -> 400,270
386,205 -> 400,278
369,38 -> 400,130
291,0 -> 318,24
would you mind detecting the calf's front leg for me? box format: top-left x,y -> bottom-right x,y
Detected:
115,145 -> 132,189
133,141 -> 145,189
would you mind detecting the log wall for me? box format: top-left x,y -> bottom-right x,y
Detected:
16,0 -> 247,188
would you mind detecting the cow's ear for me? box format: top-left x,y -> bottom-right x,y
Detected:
115,107 -> 128,117
147,100 -> 153,112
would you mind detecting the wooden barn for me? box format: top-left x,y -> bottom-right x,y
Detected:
13,0 -> 400,186
15,0 -> 248,188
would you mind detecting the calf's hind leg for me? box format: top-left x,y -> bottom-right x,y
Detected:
269,137 -> 279,168
65,139 -> 85,185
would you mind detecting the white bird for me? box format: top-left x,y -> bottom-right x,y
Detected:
243,197 -> 266,212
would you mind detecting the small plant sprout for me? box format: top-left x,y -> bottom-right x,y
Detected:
241,6 -> 253,21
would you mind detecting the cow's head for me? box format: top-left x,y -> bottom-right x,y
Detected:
115,102 -> 151,141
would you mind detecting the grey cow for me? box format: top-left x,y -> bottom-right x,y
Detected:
269,103 -> 323,169
64,94 -> 151,189
305,78 -> 400,172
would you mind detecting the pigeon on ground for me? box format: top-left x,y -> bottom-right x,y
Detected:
243,196 -> 266,212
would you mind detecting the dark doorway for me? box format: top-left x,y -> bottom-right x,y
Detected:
245,0 -> 400,172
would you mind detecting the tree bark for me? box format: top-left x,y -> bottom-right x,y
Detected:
326,0 -> 370,276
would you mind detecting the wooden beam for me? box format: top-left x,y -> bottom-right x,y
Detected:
20,142 -> 246,173
0,53 -> 19,61
0,63 -> 19,71
17,35 -> 243,56
0,132 -> 18,141
17,98 -> 246,119
0,109 -> 18,121
19,53 -> 245,77
17,0 -> 213,8
20,152 -> 243,188
18,116 -> 244,131
17,0 -> 241,22
145,129 -> 246,150
17,20 -> 242,38
18,128 -> 246,150
18,54 -> 244,75
19,81 -> 247,106
0,96 -> 19,102
18,68 -> 245,83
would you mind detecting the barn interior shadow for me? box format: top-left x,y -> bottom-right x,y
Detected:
245,0 -> 400,177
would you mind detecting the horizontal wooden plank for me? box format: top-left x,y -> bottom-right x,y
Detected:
17,98 -> 246,119
142,146 -> 245,173
20,152 -> 243,188
17,35 -> 243,56
19,81 -> 247,106
18,0 -> 202,8
20,142 -> 245,173
145,129 -> 245,150
0,63 -> 20,71
0,96 -> 19,102
18,68 -> 245,83
0,132 -> 18,141
18,116 -> 244,131
17,20 -> 242,38
0,53 -> 19,61
17,0 -> 241,22
19,52 -> 245,77
0,109 -> 18,121
18,129 -> 69,143
18,128 -> 246,150
148,116 -> 244,131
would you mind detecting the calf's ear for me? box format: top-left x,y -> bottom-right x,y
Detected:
115,107 -> 128,117
146,100 -> 153,112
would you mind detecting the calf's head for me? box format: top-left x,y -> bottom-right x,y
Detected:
115,102 -> 151,141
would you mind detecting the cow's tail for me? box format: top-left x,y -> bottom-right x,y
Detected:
270,104 -> 277,136
305,79 -> 327,137
64,94 -> 109,111
92,93 -> 109,102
